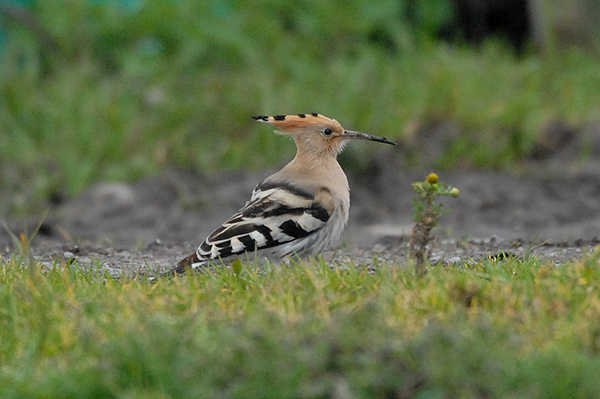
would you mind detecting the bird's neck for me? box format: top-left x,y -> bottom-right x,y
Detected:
280,149 -> 349,196
289,148 -> 340,173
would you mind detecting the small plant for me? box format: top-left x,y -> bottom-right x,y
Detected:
2,216 -> 46,278
409,173 -> 460,275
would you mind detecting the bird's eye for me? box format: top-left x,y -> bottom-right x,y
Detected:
322,128 -> 333,136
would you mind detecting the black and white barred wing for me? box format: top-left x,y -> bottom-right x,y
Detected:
170,182 -> 332,274
199,182 -> 331,258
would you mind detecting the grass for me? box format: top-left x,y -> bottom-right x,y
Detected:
2,249 -> 600,398
1,0 -> 600,215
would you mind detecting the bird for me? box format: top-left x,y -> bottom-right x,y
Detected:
165,113 -> 395,276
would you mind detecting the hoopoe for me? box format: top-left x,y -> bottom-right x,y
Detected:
167,113 -> 395,275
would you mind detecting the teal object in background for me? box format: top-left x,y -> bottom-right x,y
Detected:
0,0 -> 32,53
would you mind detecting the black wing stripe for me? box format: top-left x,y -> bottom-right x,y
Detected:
243,203 -> 301,219
238,234 -> 257,251
200,241 -> 212,253
279,220 -> 311,239
308,204 -> 330,222
219,246 -> 233,258
209,224 -> 226,238
256,181 -> 315,200
208,223 -> 256,242
242,203 -> 330,221
215,239 -> 231,248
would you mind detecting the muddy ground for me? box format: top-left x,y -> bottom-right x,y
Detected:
1,142 -> 600,276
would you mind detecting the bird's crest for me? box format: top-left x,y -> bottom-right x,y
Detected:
252,113 -> 342,132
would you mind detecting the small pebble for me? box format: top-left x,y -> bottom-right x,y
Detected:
146,239 -> 162,249
62,244 -> 80,254
430,256 -> 442,265
446,256 -> 462,264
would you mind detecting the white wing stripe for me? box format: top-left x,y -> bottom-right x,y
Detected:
296,213 -> 326,233
265,190 -> 314,209
250,187 -> 277,202
230,237 -> 244,253
249,230 -> 268,246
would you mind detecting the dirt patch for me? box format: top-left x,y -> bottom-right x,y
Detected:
1,148 -> 599,275
8,235 -> 599,278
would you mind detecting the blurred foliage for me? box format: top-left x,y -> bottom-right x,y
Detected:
0,0 -> 599,214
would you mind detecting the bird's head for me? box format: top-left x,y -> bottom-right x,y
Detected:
252,113 -> 395,156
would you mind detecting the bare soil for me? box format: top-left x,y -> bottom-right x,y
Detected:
1,149 -> 599,276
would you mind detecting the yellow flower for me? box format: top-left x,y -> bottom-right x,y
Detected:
427,173 -> 439,184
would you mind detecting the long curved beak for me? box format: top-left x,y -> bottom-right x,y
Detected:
343,130 -> 396,145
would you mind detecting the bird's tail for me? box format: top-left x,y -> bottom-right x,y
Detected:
160,252 -> 202,278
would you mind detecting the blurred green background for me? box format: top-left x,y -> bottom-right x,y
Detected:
1,0 -> 599,215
